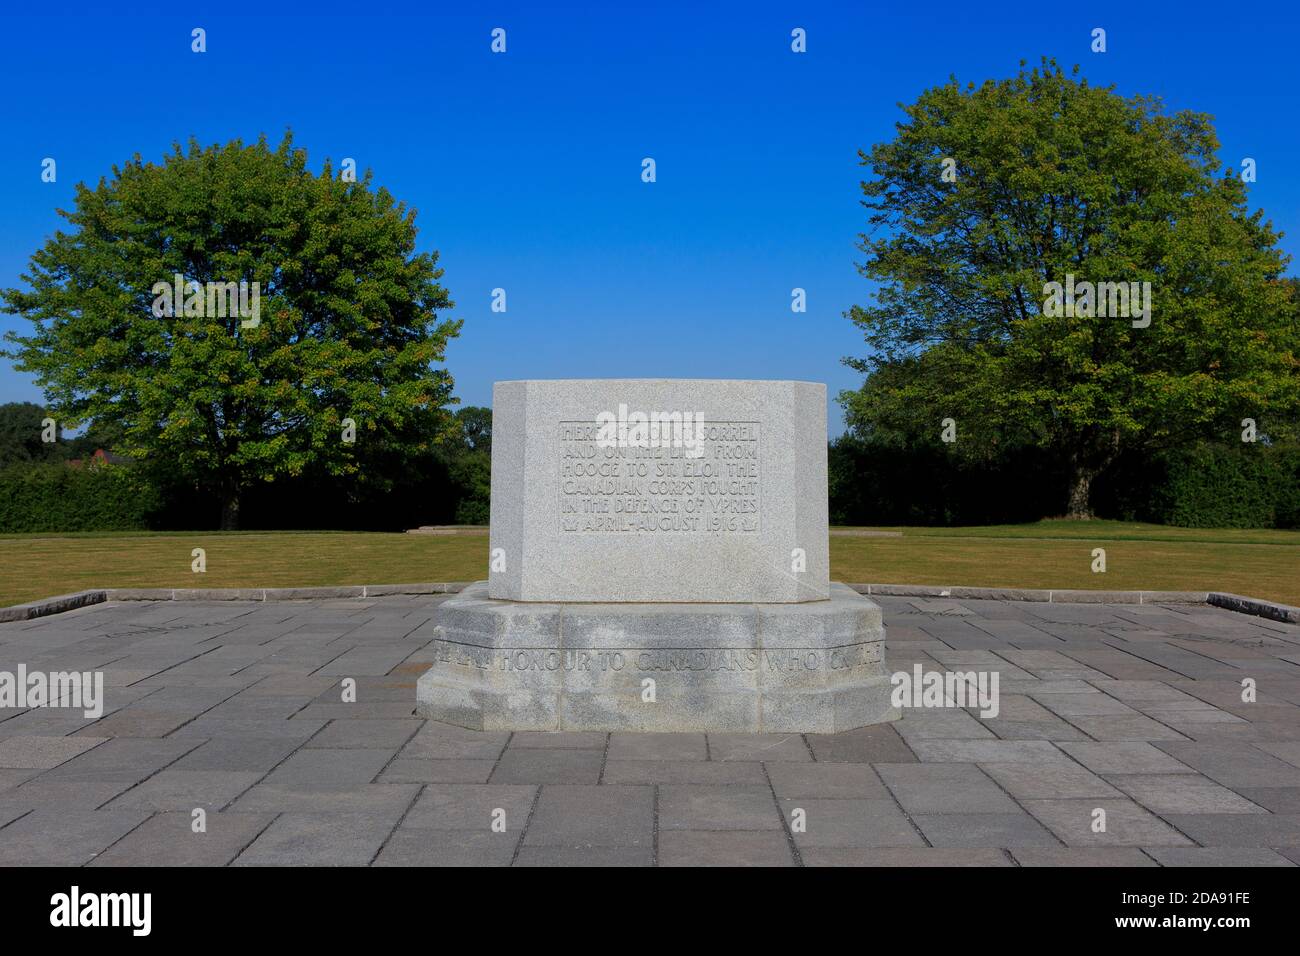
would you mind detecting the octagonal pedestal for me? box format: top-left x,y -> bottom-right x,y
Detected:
415,581 -> 899,733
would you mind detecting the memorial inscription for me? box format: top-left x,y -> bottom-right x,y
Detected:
558,420 -> 761,534
429,636 -> 883,676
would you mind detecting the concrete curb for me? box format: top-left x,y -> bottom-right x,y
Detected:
117,582 -> 475,602
0,582 -> 1296,626
847,584 -> 1300,625
0,583 -> 474,623
0,590 -> 108,623
1205,592 -> 1300,625
848,583 -> 1210,604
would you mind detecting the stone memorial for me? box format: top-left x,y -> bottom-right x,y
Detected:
416,379 -> 898,732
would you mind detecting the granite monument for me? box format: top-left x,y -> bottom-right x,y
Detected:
416,379 -> 897,732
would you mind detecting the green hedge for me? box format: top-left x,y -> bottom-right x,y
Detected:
1147,443 -> 1300,529
828,436 -> 1067,526
833,437 -> 1300,529
0,462 -> 160,532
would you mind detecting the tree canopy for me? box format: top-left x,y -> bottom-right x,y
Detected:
0,402 -> 62,467
454,405 -> 492,454
843,60 -> 1300,517
3,133 -> 460,527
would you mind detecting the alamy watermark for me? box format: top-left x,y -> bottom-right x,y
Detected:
0,665 -> 104,718
890,664 -> 1000,718
1042,273 -> 1151,328
151,273 -> 261,328
50,886 -> 150,936
594,403 -> 707,457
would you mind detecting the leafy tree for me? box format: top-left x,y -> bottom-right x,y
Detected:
449,449 -> 491,524
3,133 -> 459,528
843,59 -> 1300,517
0,401 -> 63,467
444,406 -> 491,523
454,405 -> 492,453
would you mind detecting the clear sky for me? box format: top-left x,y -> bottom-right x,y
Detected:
2,0 -> 1297,434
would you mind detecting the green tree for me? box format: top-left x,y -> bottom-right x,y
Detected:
3,133 -> 459,528
453,405 -> 492,453
0,401 -> 63,467
843,60 -> 1300,517
448,449 -> 491,525
445,406 -> 491,523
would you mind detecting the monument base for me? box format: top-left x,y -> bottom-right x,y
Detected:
415,582 -> 899,733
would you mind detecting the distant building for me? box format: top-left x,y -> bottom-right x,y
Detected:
67,448 -> 128,469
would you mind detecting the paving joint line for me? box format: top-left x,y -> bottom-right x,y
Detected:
761,760 -> 804,867
510,782 -> 543,867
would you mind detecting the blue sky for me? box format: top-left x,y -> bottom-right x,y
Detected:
2,1 -> 1297,434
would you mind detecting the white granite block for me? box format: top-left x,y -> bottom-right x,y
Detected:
488,379 -> 829,603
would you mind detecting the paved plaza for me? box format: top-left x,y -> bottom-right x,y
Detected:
1,592 -> 1299,866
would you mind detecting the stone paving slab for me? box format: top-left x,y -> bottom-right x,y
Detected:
88,811 -> 275,867
0,595 -> 1297,865
0,735 -> 107,769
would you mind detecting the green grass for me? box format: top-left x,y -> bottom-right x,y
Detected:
3,519 -> 1297,608
832,520 -> 1300,605
847,519 -> 1300,546
0,531 -> 488,608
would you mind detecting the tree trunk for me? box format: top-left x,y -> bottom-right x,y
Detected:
220,490 -> 241,531
1065,466 -> 1095,519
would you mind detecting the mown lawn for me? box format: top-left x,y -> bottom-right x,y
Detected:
0,531 -> 488,608
2,520 -> 1297,608
832,520 -> 1300,605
